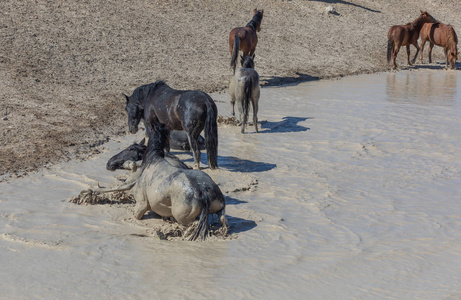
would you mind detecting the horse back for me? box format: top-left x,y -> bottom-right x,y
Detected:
388,24 -> 419,45
229,27 -> 257,53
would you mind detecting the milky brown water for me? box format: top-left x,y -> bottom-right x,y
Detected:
1,70 -> 461,299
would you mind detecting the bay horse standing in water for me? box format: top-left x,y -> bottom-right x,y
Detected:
420,22 -> 459,69
229,55 -> 260,133
387,11 -> 437,69
229,9 -> 264,74
125,81 -> 219,170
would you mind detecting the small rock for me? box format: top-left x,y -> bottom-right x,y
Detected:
325,6 -> 337,15
2,117 -> 7,121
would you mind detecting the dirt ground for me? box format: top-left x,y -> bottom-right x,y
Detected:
0,0 -> 459,179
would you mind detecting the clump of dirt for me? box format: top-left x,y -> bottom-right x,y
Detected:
144,220 -> 232,241
68,189 -> 135,205
217,115 -> 239,126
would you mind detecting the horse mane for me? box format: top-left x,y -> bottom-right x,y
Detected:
246,10 -> 263,31
142,124 -> 168,168
447,25 -> 458,45
131,81 -> 166,105
410,11 -> 433,29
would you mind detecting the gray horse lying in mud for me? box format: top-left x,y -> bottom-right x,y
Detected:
229,54 -> 260,133
98,124 -> 227,241
106,131 -> 205,171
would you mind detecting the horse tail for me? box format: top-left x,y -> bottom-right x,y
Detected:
204,99 -> 219,169
230,35 -> 240,74
387,34 -> 394,64
242,76 -> 252,132
189,197 -> 210,241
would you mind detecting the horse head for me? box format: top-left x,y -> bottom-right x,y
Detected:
106,139 -> 146,171
419,10 -> 437,24
125,94 -> 143,134
240,54 -> 255,69
254,9 -> 264,32
448,50 -> 459,69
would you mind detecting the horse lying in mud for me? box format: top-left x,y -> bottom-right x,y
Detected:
125,81 -> 218,170
106,131 -> 205,171
98,123 -> 227,241
106,138 -> 189,171
229,54 -> 260,133
420,21 -> 459,69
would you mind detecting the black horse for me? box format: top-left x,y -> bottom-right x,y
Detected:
125,81 -> 218,169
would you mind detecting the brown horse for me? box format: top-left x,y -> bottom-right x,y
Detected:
387,11 -> 437,69
420,22 -> 459,69
229,9 -> 264,74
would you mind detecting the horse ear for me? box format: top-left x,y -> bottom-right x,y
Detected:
139,138 -> 145,146
124,94 -> 129,103
254,9 -> 257,14
252,53 -> 255,60
261,9 -> 264,15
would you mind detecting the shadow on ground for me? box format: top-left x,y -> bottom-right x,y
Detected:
260,116 -> 311,133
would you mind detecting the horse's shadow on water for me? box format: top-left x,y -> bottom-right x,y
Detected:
179,154 -> 276,173
260,116 -> 311,133
261,72 -> 319,87
210,214 -> 257,234
225,195 -> 248,205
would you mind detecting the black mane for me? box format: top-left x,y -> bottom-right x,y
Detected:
142,124 -> 169,168
246,10 -> 263,31
130,80 -> 166,105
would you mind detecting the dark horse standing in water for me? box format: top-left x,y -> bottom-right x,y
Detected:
420,22 -> 459,69
387,11 -> 437,69
125,81 -> 219,170
229,9 -> 264,74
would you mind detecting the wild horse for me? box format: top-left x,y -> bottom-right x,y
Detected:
229,54 -> 260,133
229,9 -> 264,74
125,81 -> 218,169
420,22 -> 459,69
97,123 -> 227,241
387,11 -> 437,69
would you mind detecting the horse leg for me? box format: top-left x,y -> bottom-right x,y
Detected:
444,47 -> 449,68
411,42 -> 420,65
420,37 -> 427,64
134,193 -> 150,220
392,45 -> 400,69
217,208 -> 228,229
252,98 -> 259,133
186,133 -> 201,170
428,42 -> 434,63
239,99 -> 247,134
406,45 -> 412,66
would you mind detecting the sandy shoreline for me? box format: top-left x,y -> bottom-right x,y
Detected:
1,0 -> 460,178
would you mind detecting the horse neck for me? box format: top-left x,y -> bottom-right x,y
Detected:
447,27 -> 458,49
245,14 -> 261,31
142,137 -> 166,167
410,16 -> 429,31
245,20 -> 257,31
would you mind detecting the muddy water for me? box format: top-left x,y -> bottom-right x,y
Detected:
1,70 -> 461,299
